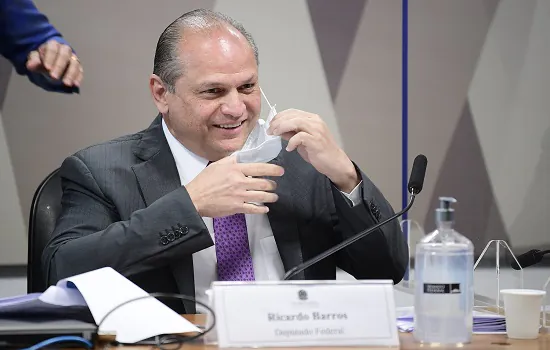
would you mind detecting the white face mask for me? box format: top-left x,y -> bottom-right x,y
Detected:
233,88 -> 282,163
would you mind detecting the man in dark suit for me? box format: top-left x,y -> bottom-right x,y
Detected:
42,9 -> 408,313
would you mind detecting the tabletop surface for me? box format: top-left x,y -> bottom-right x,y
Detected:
94,315 -> 550,350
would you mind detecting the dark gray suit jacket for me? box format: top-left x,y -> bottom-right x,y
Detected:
42,115 -> 408,313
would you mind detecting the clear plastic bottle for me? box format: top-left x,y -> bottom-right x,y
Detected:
413,197 -> 474,344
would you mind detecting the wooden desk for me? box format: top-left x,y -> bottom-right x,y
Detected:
96,315 -> 550,350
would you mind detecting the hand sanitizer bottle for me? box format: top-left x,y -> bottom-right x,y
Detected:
413,197 -> 474,344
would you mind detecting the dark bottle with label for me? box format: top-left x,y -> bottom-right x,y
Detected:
413,197 -> 474,344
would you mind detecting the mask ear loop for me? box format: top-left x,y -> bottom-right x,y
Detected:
260,87 -> 273,110
260,87 -> 277,124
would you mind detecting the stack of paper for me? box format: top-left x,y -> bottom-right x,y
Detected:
0,282 -> 91,319
396,307 -> 506,334
0,267 -> 200,343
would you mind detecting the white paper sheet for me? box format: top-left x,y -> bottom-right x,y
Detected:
59,267 -> 201,343
39,284 -> 88,306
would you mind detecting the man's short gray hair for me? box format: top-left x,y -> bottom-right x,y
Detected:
153,9 -> 259,93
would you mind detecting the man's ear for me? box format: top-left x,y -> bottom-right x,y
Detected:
150,74 -> 169,114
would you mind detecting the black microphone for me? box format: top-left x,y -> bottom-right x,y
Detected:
408,154 -> 427,194
283,154 -> 428,280
511,249 -> 550,270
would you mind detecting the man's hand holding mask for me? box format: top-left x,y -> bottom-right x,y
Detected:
267,109 -> 360,194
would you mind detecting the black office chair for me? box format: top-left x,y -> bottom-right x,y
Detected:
27,168 -> 62,293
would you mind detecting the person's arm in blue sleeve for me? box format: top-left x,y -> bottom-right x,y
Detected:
0,0 -> 82,93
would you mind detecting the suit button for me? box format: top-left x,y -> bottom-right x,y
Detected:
369,200 -> 381,221
173,226 -> 182,239
160,236 -> 169,245
164,229 -> 175,242
177,223 -> 189,236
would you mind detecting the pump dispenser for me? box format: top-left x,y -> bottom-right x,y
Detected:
413,197 -> 474,344
436,196 -> 456,223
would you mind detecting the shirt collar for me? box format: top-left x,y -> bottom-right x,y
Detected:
161,117 -> 209,185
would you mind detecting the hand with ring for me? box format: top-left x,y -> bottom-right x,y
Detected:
26,39 -> 84,87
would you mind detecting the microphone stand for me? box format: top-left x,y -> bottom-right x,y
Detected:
283,191 -> 418,280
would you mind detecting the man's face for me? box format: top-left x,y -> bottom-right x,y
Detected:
163,26 -> 261,161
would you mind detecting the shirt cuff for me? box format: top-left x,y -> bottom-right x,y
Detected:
339,180 -> 363,207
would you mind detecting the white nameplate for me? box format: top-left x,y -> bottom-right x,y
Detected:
205,280 -> 399,348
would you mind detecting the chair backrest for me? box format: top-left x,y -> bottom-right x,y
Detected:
27,168 -> 61,293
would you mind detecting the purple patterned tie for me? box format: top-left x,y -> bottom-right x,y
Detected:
213,214 -> 255,281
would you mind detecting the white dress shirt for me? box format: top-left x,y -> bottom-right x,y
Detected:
161,119 -> 362,308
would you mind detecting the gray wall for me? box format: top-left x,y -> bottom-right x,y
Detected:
0,0 -> 548,265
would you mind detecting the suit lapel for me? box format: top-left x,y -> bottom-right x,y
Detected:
131,116 -> 180,206
267,151 -> 305,279
131,115 -> 196,313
